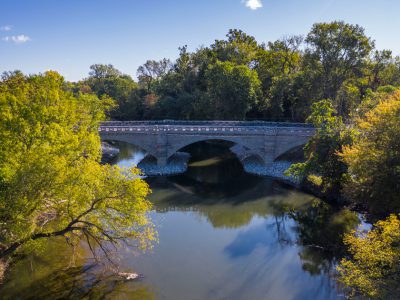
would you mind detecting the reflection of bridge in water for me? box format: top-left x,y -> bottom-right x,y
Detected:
99,121 -> 315,173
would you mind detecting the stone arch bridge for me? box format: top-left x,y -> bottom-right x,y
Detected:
99,121 -> 315,170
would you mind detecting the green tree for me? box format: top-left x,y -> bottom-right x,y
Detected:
205,61 -> 262,120
137,59 -> 172,92
287,99 -> 355,194
305,21 -> 374,101
0,71 -> 155,260
89,64 -> 122,79
210,29 -> 261,66
337,215 -> 400,299
85,64 -> 138,120
255,36 -> 304,121
341,90 -> 400,215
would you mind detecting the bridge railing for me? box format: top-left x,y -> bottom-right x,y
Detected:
100,120 -> 314,128
98,124 -> 316,136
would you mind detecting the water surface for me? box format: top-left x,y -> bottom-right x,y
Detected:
1,142 -> 359,300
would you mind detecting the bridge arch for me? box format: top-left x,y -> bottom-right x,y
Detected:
272,136 -> 310,161
99,121 -> 316,170
165,136 -> 266,166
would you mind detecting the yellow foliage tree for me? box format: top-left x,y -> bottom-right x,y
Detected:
337,215 -> 400,299
0,71 -> 155,260
341,90 -> 400,214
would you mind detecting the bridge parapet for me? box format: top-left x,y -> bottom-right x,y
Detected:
100,120 -> 314,128
99,123 -> 315,137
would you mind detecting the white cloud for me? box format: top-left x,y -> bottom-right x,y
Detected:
2,34 -> 31,44
0,25 -> 12,31
243,0 -> 263,10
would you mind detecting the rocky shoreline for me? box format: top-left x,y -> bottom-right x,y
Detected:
243,160 -> 300,187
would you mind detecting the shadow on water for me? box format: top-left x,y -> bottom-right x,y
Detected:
0,237 -> 155,300
2,265 -> 154,300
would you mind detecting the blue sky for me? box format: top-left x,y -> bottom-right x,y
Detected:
1,0 -> 399,81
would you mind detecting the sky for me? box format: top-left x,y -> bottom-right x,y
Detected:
1,0 -> 399,81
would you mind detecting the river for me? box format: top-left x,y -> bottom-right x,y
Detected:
0,141 -> 361,300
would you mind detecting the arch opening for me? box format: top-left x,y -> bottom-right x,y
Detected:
172,139 -> 250,168
168,138 -> 266,166
101,140 -> 154,167
172,139 -> 247,185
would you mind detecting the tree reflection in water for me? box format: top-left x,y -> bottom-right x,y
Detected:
0,237 -> 155,300
290,200 -> 359,276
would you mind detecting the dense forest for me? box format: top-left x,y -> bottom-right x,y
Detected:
72,21 -> 400,123
1,21 -> 400,298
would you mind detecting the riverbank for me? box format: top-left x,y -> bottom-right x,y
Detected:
243,160 -> 300,186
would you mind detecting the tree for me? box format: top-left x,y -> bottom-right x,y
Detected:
88,64 -> 122,79
137,58 -> 172,92
0,71 -> 155,260
210,29 -> 261,66
367,50 -> 395,90
205,61 -> 262,120
305,21 -> 374,101
76,24 -> 396,123
85,64 -> 138,120
335,81 -> 361,118
337,215 -> 400,299
287,99 -> 355,194
254,36 -> 304,121
265,35 -> 303,76
340,91 -> 400,215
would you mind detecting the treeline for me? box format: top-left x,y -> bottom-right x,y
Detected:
72,21 -> 400,122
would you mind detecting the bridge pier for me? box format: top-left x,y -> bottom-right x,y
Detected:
262,155 -> 274,167
157,156 -> 168,167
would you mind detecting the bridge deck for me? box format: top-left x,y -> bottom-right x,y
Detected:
99,121 -> 315,136
100,120 -> 314,128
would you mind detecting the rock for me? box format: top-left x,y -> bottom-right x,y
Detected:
118,272 -> 140,280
